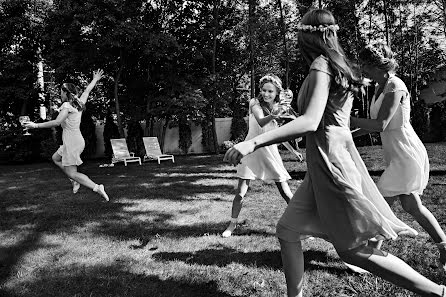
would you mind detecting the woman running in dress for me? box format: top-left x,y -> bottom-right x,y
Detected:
222,74 -> 295,238
25,69 -> 109,201
225,9 -> 446,297
351,42 -> 446,271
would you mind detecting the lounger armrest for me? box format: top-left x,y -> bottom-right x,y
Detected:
129,152 -> 135,157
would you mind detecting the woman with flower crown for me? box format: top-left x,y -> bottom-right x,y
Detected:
351,42 -> 446,271
221,74 -> 298,238
224,9 -> 446,297
24,69 -> 109,202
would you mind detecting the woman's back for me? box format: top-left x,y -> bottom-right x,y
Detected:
60,102 -> 82,132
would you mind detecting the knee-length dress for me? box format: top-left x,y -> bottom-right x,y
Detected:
237,98 -> 291,182
369,75 -> 429,197
56,102 -> 85,166
276,56 -> 417,252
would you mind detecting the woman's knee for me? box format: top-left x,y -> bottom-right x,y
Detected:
52,152 -> 61,163
400,195 -> 422,215
233,193 -> 245,203
337,243 -> 386,264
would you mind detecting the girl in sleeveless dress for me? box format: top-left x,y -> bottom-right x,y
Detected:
222,74 -> 299,238
351,42 -> 446,271
25,69 -> 109,202
224,9 -> 445,297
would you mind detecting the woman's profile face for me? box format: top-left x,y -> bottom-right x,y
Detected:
361,63 -> 381,81
60,88 -> 68,102
261,82 -> 278,104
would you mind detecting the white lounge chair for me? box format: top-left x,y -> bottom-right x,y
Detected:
142,137 -> 174,164
110,138 -> 142,166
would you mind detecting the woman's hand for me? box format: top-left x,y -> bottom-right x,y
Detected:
223,140 -> 256,166
271,106 -> 285,119
93,69 -> 104,81
23,121 -> 38,129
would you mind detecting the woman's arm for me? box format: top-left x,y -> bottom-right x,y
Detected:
351,90 -> 404,132
79,69 -> 104,104
251,102 -> 280,127
351,128 -> 370,138
224,70 -> 331,164
24,108 -> 69,129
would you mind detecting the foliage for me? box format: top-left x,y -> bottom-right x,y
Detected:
0,124 -> 54,163
80,106 -> 97,158
427,101 -> 446,142
103,113 -> 120,162
3,0 -> 446,157
126,120 -> 145,157
411,99 -> 431,141
0,0 -> 44,125
178,117 -> 192,154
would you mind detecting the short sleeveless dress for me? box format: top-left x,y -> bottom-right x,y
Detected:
369,75 -> 429,197
276,56 -> 417,252
236,98 -> 291,182
56,102 -> 85,166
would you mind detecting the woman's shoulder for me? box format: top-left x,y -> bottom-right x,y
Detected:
385,75 -> 408,94
60,102 -> 76,112
310,55 -> 333,76
249,98 -> 260,107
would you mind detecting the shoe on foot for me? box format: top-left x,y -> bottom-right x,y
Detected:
344,262 -> 370,274
96,184 -> 109,202
72,181 -> 80,194
222,222 -> 237,238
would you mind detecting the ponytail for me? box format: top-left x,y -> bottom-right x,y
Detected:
62,83 -> 86,112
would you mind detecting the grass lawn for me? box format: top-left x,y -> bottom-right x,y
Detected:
1,143 -> 446,297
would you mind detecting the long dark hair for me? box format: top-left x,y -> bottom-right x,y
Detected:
298,9 -> 362,92
62,83 -> 85,112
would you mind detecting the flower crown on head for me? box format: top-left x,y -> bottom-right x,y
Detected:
260,75 -> 283,90
363,42 -> 396,67
297,23 -> 339,32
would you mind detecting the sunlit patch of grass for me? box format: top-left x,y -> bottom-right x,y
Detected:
1,147 -> 446,296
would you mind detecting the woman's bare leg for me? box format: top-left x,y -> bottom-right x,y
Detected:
279,238 -> 304,297
64,165 -> 109,201
276,181 -> 293,204
400,193 -> 446,269
339,244 -> 444,296
222,179 -> 250,237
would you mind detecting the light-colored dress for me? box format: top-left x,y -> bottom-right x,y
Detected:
276,56 -> 417,251
369,75 -> 429,197
236,98 -> 291,182
56,102 -> 85,166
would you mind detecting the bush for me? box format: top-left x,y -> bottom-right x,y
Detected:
40,137 -> 60,160
103,113 -> 120,162
411,99 -> 430,141
220,134 -> 245,151
80,108 -> 97,158
126,120 -> 145,157
178,117 -> 192,154
0,125 -> 53,163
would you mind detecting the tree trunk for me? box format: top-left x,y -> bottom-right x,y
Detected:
37,47 -> 45,104
114,51 -> 125,138
443,0 -> 446,39
249,0 -> 256,99
413,4 -> 419,104
210,0 -> 220,154
277,0 -> 289,88
383,0 -> 391,47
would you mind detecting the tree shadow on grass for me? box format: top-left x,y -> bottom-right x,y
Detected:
1,263 -> 234,297
152,247 -> 346,275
